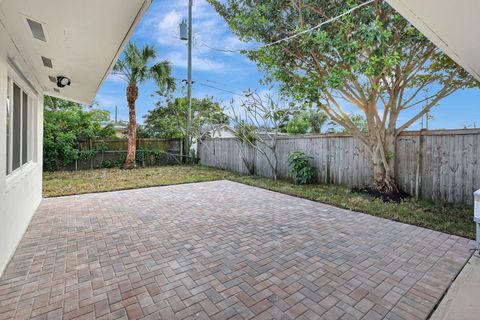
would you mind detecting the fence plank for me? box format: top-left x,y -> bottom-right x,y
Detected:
198,129 -> 480,204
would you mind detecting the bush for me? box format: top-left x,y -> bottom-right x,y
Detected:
43,96 -> 115,171
287,152 -> 315,185
100,160 -> 113,169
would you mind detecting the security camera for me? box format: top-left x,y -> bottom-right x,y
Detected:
56,76 -> 71,88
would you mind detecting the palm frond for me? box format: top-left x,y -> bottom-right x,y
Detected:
150,60 -> 176,95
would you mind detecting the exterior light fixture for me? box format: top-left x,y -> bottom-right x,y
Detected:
56,76 -> 71,88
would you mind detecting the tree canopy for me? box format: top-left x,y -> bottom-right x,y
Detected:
284,108 -> 328,134
208,0 -> 478,192
144,97 -> 229,141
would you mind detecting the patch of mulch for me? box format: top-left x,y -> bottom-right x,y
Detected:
351,186 -> 410,203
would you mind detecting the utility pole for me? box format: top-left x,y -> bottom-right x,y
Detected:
186,0 -> 193,160
179,0 -> 193,161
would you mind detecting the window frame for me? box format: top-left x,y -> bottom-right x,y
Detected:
5,68 -> 38,179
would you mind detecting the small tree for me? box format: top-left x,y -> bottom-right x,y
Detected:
230,91 -> 297,180
113,42 -> 175,169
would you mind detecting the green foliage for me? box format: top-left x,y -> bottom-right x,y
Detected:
114,153 -> 126,168
287,152 -> 315,185
43,96 -> 115,171
100,160 -> 114,169
144,97 -> 229,140
285,113 -> 310,134
77,149 -> 98,161
233,120 -> 257,143
135,149 -> 166,164
285,109 -> 328,134
114,42 -> 175,95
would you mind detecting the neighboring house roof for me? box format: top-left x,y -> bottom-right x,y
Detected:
0,0 -> 152,104
386,0 -> 480,81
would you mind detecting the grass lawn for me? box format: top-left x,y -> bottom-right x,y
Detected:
43,165 -> 475,239
43,165 -> 230,197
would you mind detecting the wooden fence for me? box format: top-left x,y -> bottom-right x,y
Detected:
198,129 -> 480,204
66,138 -> 182,171
78,138 -> 179,152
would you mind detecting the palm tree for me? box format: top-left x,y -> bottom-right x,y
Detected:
113,42 -> 175,169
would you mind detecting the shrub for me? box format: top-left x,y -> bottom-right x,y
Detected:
100,160 -> 113,169
287,152 -> 315,185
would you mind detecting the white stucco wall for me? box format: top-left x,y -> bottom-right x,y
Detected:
0,20 -> 44,276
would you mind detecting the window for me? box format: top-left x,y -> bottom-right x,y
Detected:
5,78 -> 11,175
5,78 -> 36,175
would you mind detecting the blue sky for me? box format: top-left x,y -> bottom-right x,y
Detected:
95,0 -> 480,130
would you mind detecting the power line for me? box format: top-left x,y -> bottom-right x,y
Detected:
199,0 -> 374,53
263,0 -> 374,47
204,79 -> 238,89
196,82 -> 247,97
200,40 -> 242,53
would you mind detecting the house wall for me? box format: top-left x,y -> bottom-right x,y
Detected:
0,19 -> 44,276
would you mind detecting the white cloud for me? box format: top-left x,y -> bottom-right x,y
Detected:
165,51 -> 225,72
143,0 -> 253,74
106,73 -> 127,84
95,93 -> 125,108
156,10 -> 183,46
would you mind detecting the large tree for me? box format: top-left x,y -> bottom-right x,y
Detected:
209,0 -> 478,192
113,42 -> 175,169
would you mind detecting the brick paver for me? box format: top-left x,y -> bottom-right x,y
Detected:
0,180 -> 474,319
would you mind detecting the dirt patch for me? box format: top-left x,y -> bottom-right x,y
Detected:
351,186 -> 410,203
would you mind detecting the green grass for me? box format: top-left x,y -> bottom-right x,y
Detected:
43,165 -> 475,239
43,165 -> 230,198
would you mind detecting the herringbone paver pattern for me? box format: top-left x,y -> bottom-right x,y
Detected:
0,180 -> 474,319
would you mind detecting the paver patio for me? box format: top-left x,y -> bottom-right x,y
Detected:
0,180 -> 474,320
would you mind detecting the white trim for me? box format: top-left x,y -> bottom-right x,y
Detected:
7,57 -> 38,95
5,65 -> 39,181
7,64 -> 38,99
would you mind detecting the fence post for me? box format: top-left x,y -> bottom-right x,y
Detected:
475,189 -> 480,255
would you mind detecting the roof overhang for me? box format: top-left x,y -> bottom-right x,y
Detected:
0,0 -> 152,104
386,0 -> 480,81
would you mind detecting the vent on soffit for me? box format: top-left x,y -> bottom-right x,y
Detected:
42,56 -> 53,68
48,76 -> 56,83
53,88 -> 60,93
26,18 -> 46,42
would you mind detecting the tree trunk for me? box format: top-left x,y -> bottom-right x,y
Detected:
372,130 -> 397,193
123,81 -> 138,169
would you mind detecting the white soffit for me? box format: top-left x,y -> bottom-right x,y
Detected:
386,0 -> 480,81
0,0 -> 152,104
